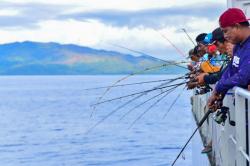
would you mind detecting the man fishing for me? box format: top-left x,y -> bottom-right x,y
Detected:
196,27 -> 233,86
208,8 -> 250,108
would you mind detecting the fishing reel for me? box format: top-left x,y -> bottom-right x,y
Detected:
195,85 -> 212,95
213,107 -> 227,126
213,106 -> 235,126
185,75 -> 191,79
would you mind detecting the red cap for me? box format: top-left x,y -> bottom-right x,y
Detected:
219,8 -> 249,28
208,44 -> 217,54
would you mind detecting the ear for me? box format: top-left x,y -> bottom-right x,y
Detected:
234,23 -> 241,29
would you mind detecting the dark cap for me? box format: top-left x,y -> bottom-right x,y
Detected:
219,8 -> 249,28
187,48 -> 194,58
195,33 -> 207,43
193,45 -> 199,55
211,28 -> 225,43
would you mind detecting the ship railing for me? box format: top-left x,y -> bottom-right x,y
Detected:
192,87 -> 250,166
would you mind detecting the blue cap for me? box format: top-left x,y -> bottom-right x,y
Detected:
202,33 -> 213,45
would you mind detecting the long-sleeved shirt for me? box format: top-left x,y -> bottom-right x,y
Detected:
204,67 -> 226,84
204,55 -> 230,84
215,36 -> 250,94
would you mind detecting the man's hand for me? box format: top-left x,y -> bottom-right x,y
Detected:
187,64 -> 194,71
207,90 -> 222,111
196,73 -> 208,85
187,81 -> 198,89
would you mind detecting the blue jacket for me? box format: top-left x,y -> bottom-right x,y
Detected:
215,36 -> 250,94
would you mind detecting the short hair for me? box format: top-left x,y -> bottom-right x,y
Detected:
188,48 -> 194,56
195,33 -> 207,43
193,45 -> 199,55
239,21 -> 250,27
212,28 -> 225,43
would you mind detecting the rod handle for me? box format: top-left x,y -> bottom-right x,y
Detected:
198,109 -> 212,127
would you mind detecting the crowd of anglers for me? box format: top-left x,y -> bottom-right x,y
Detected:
85,7 -> 250,166
172,7 -> 250,164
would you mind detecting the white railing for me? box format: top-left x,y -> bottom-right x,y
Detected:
235,88 -> 250,166
192,87 -> 250,166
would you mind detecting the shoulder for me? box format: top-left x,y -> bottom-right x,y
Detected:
243,38 -> 250,49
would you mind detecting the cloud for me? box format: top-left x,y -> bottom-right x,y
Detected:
0,1 -> 226,29
60,2 -> 226,29
0,2 -> 73,29
0,1 -> 226,61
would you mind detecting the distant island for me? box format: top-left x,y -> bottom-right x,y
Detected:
0,41 -> 187,75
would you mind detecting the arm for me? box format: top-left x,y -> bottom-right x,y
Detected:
204,72 -> 221,84
215,53 -> 250,94
204,64 -> 229,84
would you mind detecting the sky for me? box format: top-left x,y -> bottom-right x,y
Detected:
0,0 -> 227,61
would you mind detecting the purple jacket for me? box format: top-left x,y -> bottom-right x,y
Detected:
215,36 -> 250,94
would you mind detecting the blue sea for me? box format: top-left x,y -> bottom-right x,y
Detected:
0,75 -> 199,166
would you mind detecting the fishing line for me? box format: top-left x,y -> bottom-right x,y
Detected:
119,82 -> 183,120
109,43 -> 188,70
154,29 -> 186,58
171,109 -> 212,166
90,61 -> 188,116
91,81 -> 188,107
83,76 -> 185,91
128,84 -> 182,129
181,28 -> 196,46
84,80 -> 178,135
163,85 -> 187,119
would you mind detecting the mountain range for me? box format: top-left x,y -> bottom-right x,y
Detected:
0,41 -> 187,75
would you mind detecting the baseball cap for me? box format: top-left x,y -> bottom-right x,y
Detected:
195,33 -> 207,43
211,28 -> 225,43
219,8 -> 249,28
202,33 -> 213,45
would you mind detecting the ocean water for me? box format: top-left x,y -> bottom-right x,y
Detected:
0,75 -> 195,166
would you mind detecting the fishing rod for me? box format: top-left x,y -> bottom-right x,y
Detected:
83,76 -> 185,91
202,59 -> 230,62
110,43 -> 188,70
119,82 -> 183,120
85,93 -> 145,135
181,28 -> 196,46
90,61 -> 189,116
154,29 -> 186,58
91,81 -> 188,107
92,61 -> 187,102
90,40 -> 190,117
85,80 -> 178,134
116,78 -> 184,119
128,84 -> 182,129
91,81 -> 185,107
171,109 -> 213,166
163,86 -> 186,119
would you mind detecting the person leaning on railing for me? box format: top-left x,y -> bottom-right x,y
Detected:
195,28 -> 234,154
187,32 -> 226,89
196,27 -> 233,86
187,48 -> 200,71
208,8 -> 250,108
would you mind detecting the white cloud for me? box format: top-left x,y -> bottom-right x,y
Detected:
0,0 -> 227,61
0,9 -> 19,16
0,20 -> 103,45
2,0 -> 225,11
